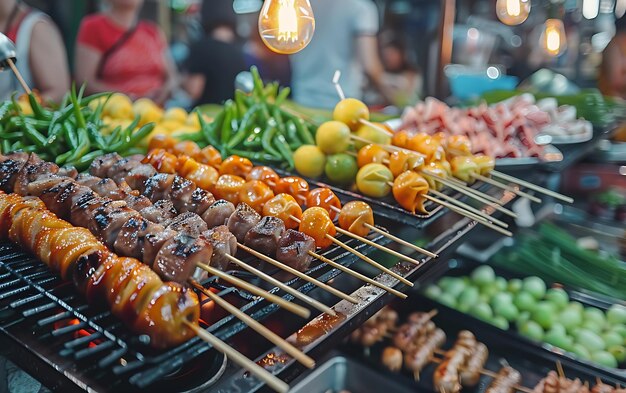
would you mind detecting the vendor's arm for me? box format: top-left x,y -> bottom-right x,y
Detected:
29,18 -> 70,102
73,45 -> 117,95
357,35 -> 393,104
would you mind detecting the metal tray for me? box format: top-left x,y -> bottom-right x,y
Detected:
411,257 -> 626,380
289,353 -> 415,393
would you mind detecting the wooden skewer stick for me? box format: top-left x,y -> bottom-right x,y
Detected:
189,280 -> 315,369
225,253 -> 340,315
328,205 -> 438,258
326,235 -> 414,286
334,226 -> 423,266
423,194 -> 513,237
288,214 -> 413,286
350,135 -> 426,157
423,171 -> 517,217
7,59 -> 32,95
471,174 -> 542,203
423,170 -> 508,207
308,251 -> 407,299
183,320 -> 289,393
429,189 -> 509,228
196,263 -> 310,318
237,243 -> 358,305
556,360 -> 565,379
359,118 -> 394,137
490,170 -> 574,203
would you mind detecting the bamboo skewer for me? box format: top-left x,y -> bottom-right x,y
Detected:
237,243 -> 357,304
226,252 -> 343,314
6,58 -> 32,95
189,280 -> 315,369
429,189 -> 509,228
334,226 -> 423,266
328,205 -> 438,258
309,251 -> 407,299
287,214 -> 413,286
359,118 -> 394,136
184,320 -> 289,393
196,263 -> 310,318
471,174 -> 542,203
422,194 -> 513,237
491,170 -> 574,203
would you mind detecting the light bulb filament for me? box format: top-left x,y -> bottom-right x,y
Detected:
277,0 -> 298,43
546,28 -> 560,53
506,0 -> 521,17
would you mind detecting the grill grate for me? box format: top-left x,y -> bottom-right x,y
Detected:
0,227 -> 389,391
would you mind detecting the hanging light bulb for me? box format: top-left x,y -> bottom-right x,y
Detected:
496,0 -> 531,25
541,19 -> 567,56
258,0 -> 315,55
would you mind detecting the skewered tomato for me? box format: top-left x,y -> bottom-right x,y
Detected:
316,121 -> 351,154
447,135 -> 472,156
246,166 -> 280,186
450,156 -> 479,183
338,201 -> 374,237
293,145 -> 326,178
143,149 -> 179,174
306,188 -> 342,220
388,150 -> 425,177
178,157 -> 219,190
392,171 -> 429,214
357,144 -> 390,168
472,155 -> 495,176
238,180 -> 275,213
391,130 -> 411,148
274,176 -> 310,203
148,135 -> 177,152
263,193 -> 302,229
325,153 -> 358,185
356,163 -> 393,198
172,141 -> 202,158
213,174 -> 246,204
407,133 -> 445,163
219,155 -> 253,178
195,145 -> 222,168
299,207 -> 336,249
333,98 -> 369,131
353,123 -> 391,150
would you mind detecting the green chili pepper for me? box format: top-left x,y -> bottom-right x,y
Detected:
62,123 -> 78,150
228,104 -> 260,149
294,117 -> 315,145
261,124 -> 281,158
286,121 -> 303,146
274,133 -> 295,169
28,93 -> 52,120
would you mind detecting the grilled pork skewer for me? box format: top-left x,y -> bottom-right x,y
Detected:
485,366 -> 522,393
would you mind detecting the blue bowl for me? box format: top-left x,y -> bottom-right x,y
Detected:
448,74 -> 519,101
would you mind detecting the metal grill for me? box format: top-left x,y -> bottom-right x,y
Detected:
0,228 -> 389,391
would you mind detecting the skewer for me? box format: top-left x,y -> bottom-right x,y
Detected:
237,243 -> 358,305
224,253 -> 341,315
196,262 -> 310,318
6,58 -> 32,95
287,214 -> 413,286
189,280 -> 316,369
359,118 -> 394,137
308,251 -> 407,299
334,226 -> 423,266
556,360 -> 565,379
471,174 -> 542,203
333,70 -> 346,101
429,189 -> 509,228
363,222 -> 438,258
490,170 -> 574,203
184,320 -> 289,393
422,194 -> 513,237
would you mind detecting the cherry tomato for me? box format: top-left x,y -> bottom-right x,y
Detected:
213,174 -> 246,204
299,207 -> 336,249
263,193 -> 303,229
246,166 -> 280,187
274,176 -> 309,204
238,180 -> 275,213
306,188 -> 342,220
338,201 -> 374,237
219,155 -> 253,178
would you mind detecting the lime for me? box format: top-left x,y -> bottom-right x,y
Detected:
531,302 -> 556,329
471,265 -> 496,286
545,288 -> 569,310
519,320 -> 544,341
470,303 -> 493,321
522,276 -> 546,300
325,153 -> 358,185
591,351 -> 618,368
607,304 -> 626,325
514,292 -> 537,312
608,345 -> 626,363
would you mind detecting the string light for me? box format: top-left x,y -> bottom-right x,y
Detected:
541,18 -> 567,56
258,0 -> 315,54
496,0 -> 531,25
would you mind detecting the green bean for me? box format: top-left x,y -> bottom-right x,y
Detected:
120,123 -> 155,153
62,123 -> 78,150
86,122 -> 107,150
28,93 -> 52,120
200,109 -> 223,147
65,128 -> 91,163
243,128 -> 262,148
220,101 -> 235,155
55,150 -> 73,165
0,131 -> 22,140
0,101 -> 12,121
65,149 -> 104,171
70,86 -> 87,129
235,90 -> 249,117
294,117 -> 315,145
286,121 -> 303,146
261,124 -> 281,158
275,87 -> 291,105
1,139 -> 10,154
22,120 -> 47,149
23,118 -> 51,131
226,148 -> 284,163
250,66 -> 265,101
274,133 -> 294,169
45,123 -> 62,146
272,107 -> 287,136
227,110 -> 258,149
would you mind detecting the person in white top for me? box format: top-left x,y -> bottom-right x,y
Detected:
0,0 -> 69,102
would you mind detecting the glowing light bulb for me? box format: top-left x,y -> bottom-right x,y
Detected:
496,0 -> 531,25
258,0 -> 315,55
541,19 -> 567,56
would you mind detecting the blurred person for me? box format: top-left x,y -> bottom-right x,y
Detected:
599,15 -> 626,99
184,0 -> 246,105
244,27 -> 291,88
377,35 -> 420,107
74,0 -> 178,104
0,0 -> 69,102
290,0 -> 392,109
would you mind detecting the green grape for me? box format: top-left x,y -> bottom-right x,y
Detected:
471,265 -> 496,286
545,288 -> 569,310
522,276 -> 546,300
